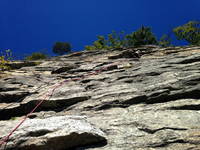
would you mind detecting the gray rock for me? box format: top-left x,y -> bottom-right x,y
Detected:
0,46 -> 200,149
0,116 -> 106,150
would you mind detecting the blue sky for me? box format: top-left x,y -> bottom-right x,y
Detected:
0,0 -> 199,58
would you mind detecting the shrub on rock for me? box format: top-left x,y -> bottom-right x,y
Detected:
53,42 -> 71,55
25,52 -> 48,61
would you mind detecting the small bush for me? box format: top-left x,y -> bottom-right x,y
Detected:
53,42 -> 71,55
25,52 -> 48,61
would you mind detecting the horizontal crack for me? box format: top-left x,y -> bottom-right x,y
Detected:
150,139 -> 187,148
145,89 -> 200,104
138,127 -> 187,134
169,104 -> 200,110
0,96 -> 91,120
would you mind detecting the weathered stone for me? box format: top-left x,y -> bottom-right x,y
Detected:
0,46 -> 200,149
0,116 -> 106,150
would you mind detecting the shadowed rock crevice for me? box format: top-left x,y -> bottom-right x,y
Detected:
51,66 -> 76,74
176,56 -> 200,64
85,88 -> 200,110
150,139 -> 187,148
26,129 -> 51,137
0,91 -> 30,103
0,96 -> 91,120
138,127 -> 187,134
145,89 -> 200,104
91,88 -> 200,110
169,104 -> 200,110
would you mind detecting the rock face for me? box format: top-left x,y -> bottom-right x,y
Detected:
0,46 -> 200,150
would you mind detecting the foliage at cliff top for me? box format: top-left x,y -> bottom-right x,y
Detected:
85,26 -> 164,50
173,21 -> 200,45
52,42 -> 71,55
25,52 -> 48,61
85,21 -> 200,50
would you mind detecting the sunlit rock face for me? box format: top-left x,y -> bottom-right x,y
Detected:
0,46 -> 200,150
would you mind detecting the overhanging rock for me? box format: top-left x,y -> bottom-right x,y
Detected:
0,116 -> 106,150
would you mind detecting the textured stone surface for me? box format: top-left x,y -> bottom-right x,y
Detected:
0,116 -> 106,150
0,46 -> 200,149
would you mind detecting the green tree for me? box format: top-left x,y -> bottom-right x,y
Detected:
126,26 -> 158,47
53,42 -> 71,55
159,34 -> 172,47
173,21 -> 200,45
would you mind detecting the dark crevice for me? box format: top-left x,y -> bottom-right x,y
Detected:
64,132 -> 107,150
177,57 -> 200,64
72,140 -> 107,150
139,127 -> 187,134
69,69 -> 93,74
40,96 -> 91,112
85,85 -> 97,90
150,139 -> 187,148
145,72 -> 162,76
116,75 -> 133,80
81,79 -> 92,84
169,104 -> 200,110
145,89 -> 200,104
183,78 -> 200,86
51,66 -> 76,74
0,92 -> 30,103
81,77 -> 108,84
121,95 -> 147,106
94,100 -> 126,110
124,79 -> 134,83
0,96 -> 91,120
0,87 -> 19,92
95,96 -> 147,110
26,129 -> 51,137
93,89 -> 200,110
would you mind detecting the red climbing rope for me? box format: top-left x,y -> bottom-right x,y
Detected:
0,62 -> 119,149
